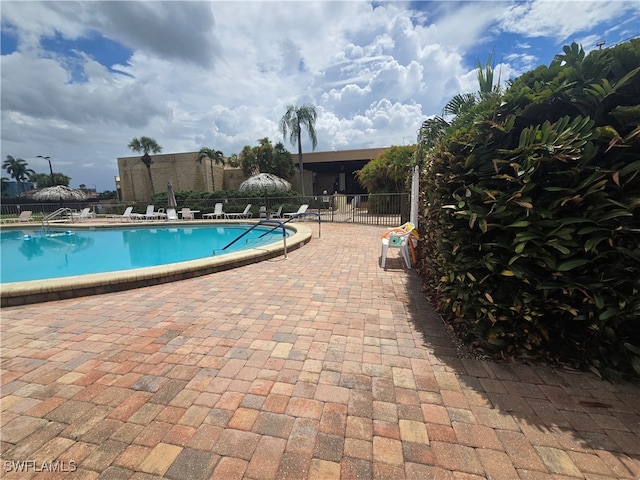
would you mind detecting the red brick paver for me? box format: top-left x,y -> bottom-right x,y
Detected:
1,223 -> 639,479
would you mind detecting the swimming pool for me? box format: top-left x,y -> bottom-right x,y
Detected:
0,220 -> 312,308
1,225 -> 289,283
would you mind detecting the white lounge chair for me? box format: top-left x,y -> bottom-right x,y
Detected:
283,204 -> 309,218
180,208 -> 195,220
225,204 -> 252,219
109,206 -> 134,222
269,206 -> 283,219
166,208 -> 179,221
155,208 -> 167,220
71,207 -> 92,222
132,205 -> 159,221
203,203 -> 225,219
4,210 -> 33,223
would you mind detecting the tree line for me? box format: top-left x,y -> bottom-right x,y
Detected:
128,104 -> 319,198
2,155 -> 71,195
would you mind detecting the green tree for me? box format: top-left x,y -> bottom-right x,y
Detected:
2,155 -> 35,195
226,153 -> 240,168
356,145 -> 416,193
30,172 -> 70,188
418,39 -> 640,377
279,104 -> 318,196
418,52 -> 500,167
238,138 -> 296,180
197,147 -> 225,191
239,145 -> 259,177
127,136 -> 162,196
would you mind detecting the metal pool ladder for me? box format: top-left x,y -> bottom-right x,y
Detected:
41,208 -> 74,231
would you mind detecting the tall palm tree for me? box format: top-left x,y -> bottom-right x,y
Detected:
197,147 -> 225,191
442,51 -> 498,117
427,52 -> 501,157
279,104 -> 318,197
2,155 -> 35,194
128,136 -> 162,196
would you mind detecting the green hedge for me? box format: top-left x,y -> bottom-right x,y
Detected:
151,189 -> 299,215
418,40 -> 640,378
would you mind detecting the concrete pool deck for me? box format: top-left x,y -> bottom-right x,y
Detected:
1,223 -> 639,479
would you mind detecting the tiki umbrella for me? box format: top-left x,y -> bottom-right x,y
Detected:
238,173 -> 292,192
239,173 -> 292,214
33,185 -> 87,207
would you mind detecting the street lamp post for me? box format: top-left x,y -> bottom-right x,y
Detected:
37,155 -> 55,186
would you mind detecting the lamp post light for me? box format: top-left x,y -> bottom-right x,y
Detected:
37,155 -> 55,186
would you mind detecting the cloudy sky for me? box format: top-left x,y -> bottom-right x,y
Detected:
1,1 -> 638,191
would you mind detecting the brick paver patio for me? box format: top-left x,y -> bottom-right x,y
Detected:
1,223 -> 639,479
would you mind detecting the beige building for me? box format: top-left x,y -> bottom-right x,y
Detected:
116,147 -> 388,202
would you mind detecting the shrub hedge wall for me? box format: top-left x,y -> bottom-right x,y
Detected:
417,40 -> 640,378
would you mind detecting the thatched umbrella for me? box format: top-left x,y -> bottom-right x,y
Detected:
239,173 -> 292,215
239,173 -> 292,192
33,185 -> 87,206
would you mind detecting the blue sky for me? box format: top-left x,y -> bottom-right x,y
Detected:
1,1 -> 638,191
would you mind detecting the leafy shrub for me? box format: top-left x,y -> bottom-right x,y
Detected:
418,40 -> 640,378
152,189 -> 298,214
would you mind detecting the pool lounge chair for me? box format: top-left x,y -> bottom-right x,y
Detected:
269,206 -> 283,219
225,204 -> 252,219
109,206 -> 134,222
132,205 -> 161,221
203,203 -> 225,219
166,208 -> 179,221
283,204 -> 309,218
155,208 -> 167,220
180,208 -> 195,220
4,210 -> 33,223
71,207 -> 92,222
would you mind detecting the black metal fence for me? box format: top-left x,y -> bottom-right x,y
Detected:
1,201 -> 95,217
1,193 -> 410,227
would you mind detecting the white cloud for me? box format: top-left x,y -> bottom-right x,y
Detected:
1,1 -> 637,190
499,1 -> 637,41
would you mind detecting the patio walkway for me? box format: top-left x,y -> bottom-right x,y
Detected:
1,223 -> 639,479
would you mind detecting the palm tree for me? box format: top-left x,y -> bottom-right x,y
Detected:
2,155 -> 35,195
127,136 -> 162,196
424,52 -> 501,157
442,51 -> 498,118
279,104 -> 318,197
197,147 -> 225,191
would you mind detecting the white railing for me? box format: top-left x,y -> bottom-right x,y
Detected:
41,208 -> 74,229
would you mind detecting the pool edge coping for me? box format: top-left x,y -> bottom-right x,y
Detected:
1,221 -> 313,307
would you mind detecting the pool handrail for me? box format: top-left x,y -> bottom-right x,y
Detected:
218,219 -> 289,259
42,208 -> 75,230
258,212 -> 321,239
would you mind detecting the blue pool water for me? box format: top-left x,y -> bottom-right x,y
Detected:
1,225 -> 287,283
